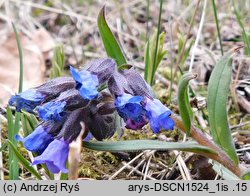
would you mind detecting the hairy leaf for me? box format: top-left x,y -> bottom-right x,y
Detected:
83,140 -> 216,155
178,73 -> 196,136
208,52 -> 238,164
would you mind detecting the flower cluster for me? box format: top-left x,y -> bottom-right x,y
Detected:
8,57 -> 175,174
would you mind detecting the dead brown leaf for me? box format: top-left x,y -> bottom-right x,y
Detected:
0,31 -> 46,104
0,26 -> 56,105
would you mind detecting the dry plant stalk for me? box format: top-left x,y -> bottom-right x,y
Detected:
68,123 -> 85,180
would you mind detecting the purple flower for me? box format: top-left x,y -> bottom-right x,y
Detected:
9,89 -> 46,112
85,58 -> 117,83
115,93 -> 147,130
37,101 -> 66,121
124,118 -> 147,130
32,139 -> 69,173
15,121 -> 55,154
145,98 -> 175,133
70,66 -> 99,100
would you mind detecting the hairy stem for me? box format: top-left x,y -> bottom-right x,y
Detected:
171,113 -> 243,178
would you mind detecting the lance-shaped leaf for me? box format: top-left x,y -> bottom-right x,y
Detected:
178,73 -> 196,136
98,6 -> 126,66
208,52 -> 238,164
83,140 -> 216,155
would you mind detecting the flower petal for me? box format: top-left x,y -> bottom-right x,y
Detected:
37,101 -> 66,121
145,98 -> 175,133
15,121 -> 56,153
8,89 -> 45,112
70,66 -> 99,100
32,139 -> 69,173
115,93 -> 147,130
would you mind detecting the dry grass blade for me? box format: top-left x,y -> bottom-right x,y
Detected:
174,150 -> 192,180
109,152 -> 144,180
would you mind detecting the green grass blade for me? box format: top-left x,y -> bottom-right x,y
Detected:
98,6 -> 126,66
144,40 -> 150,82
7,107 -> 19,179
50,45 -> 65,78
212,0 -> 224,55
6,140 -> 42,180
21,111 -> 38,136
232,0 -> 250,55
12,23 -> 23,93
83,140 -> 216,155
8,23 -> 23,180
208,52 -> 238,164
150,0 -> 163,84
178,73 -> 196,136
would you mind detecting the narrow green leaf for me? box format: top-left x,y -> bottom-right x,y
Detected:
83,140 -> 216,155
144,40 -> 150,82
232,0 -> 250,55
7,107 -> 19,179
10,112 -> 21,180
150,0 -> 163,85
21,110 -> 39,136
208,52 -> 238,164
11,23 -> 23,179
50,45 -> 65,78
12,23 -> 23,93
144,30 -> 167,85
212,0 -> 224,55
178,73 -> 196,136
98,6 -> 126,66
6,107 -> 14,133
6,140 -> 42,180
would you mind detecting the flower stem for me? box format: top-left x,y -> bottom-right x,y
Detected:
171,113 -> 243,178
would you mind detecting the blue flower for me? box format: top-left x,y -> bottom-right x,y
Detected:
145,98 -> 175,133
115,93 -> 147,130
8,89 -> 46,112
15,121 -> 55,154
70,66 -> 99,100
37,101 -> 67,121
32,139 -> 69,173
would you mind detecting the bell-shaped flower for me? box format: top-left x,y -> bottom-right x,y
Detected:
32,139 -> 69,173
70,66 -> 99,100
145,98 -> 175,133
115,93 -> 148,130
8,89 -> 46,112
37,101 -> 67,121
37,89 -> 88,121
15,121 -> 62,154
8,77 -> 75,112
